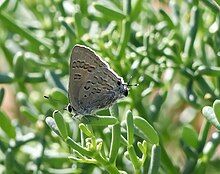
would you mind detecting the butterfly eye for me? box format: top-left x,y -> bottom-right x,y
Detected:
117,81 -> 121,86
124,89 -> 128,96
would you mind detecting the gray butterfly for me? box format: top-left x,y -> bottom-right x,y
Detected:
68,44 -> 128,116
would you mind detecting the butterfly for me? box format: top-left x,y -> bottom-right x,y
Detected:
67,44 -> 128,116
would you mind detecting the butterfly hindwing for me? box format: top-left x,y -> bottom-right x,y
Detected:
78,67 -> 122,114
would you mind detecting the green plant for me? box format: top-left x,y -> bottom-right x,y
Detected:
45,104 -> 159,174
0,0 -> 220,173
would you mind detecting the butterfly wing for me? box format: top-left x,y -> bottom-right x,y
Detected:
68,45 -> 108,113
78,67 -> 123,114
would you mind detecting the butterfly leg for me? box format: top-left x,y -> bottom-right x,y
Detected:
72,114 -> 93,124
67,103 -> 73,113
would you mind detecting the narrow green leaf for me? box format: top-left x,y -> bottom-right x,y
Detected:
79,0 -> 88,15
127,145 -> 141,172
74,12 -> 84,38
56,0 -> 66,17
213,100 -> 220,123
197,66 -> 220,76
215,0 -> 220,6
24,52 -> 48,66
24,73 -> 45,83
66,137 -> 93,156
0,111 -> 16,139
149,90 -> 167,121
182,125 -> 199,148
121,120 -> 149,140
14,133 -> 37,148
196,76 -> 216,98
0,88 -> 5,106
130,0 -> 143,21
123,0 -> 131,15
16,92 -> 28,106
45,70 -> 67,92
197,120 -> 210,152
94,3 -> 126,21
109,103 -> 119,118
194,159 -> 206,174
109,105 -> 121,163
137,141 -> 144,154
45,117 -> 60,136
13,52 -> 24,80
202,132 -> 220,160
20,106 -> 38,123
0,11 -> 51,50
185,80 -> 200,108
79,123 -> 93,137
148,73 -> 162,85
50,88 -> 68,105
160,145 -> 179,173
148,145 -> 161,174
121,135 -> 128,145
0,72 -> 14,84
81,115 -> 118,126
53,111 -> 68,139
109,122 -> 121,163
134,117 -> 159,144
59,17 -> 75,36
0,42 -> 13,66
126,111 -> 134,145
5,148 -> 14,174
117,19 -> 131,58
159,9 -> 175,28
201,0 -> 220,13
183,6 -> 199,63
202,106 -> 220,130
44,168 -> 81,174
0,0 -> 9,10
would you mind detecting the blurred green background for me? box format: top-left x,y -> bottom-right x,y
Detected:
0,0 -> 220,173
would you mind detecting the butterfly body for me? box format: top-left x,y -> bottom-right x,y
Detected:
68,45 -> 128,115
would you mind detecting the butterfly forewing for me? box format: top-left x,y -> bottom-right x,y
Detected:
68,45 -> 108,112
68,44 -> 127,115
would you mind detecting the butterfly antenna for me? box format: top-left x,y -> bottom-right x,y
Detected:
127,83 -> 139,87
127,76 -> 132,86
126,76 -> 139,87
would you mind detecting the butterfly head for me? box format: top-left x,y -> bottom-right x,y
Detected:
116,78 -> 139,98
117,79 -> 129,97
